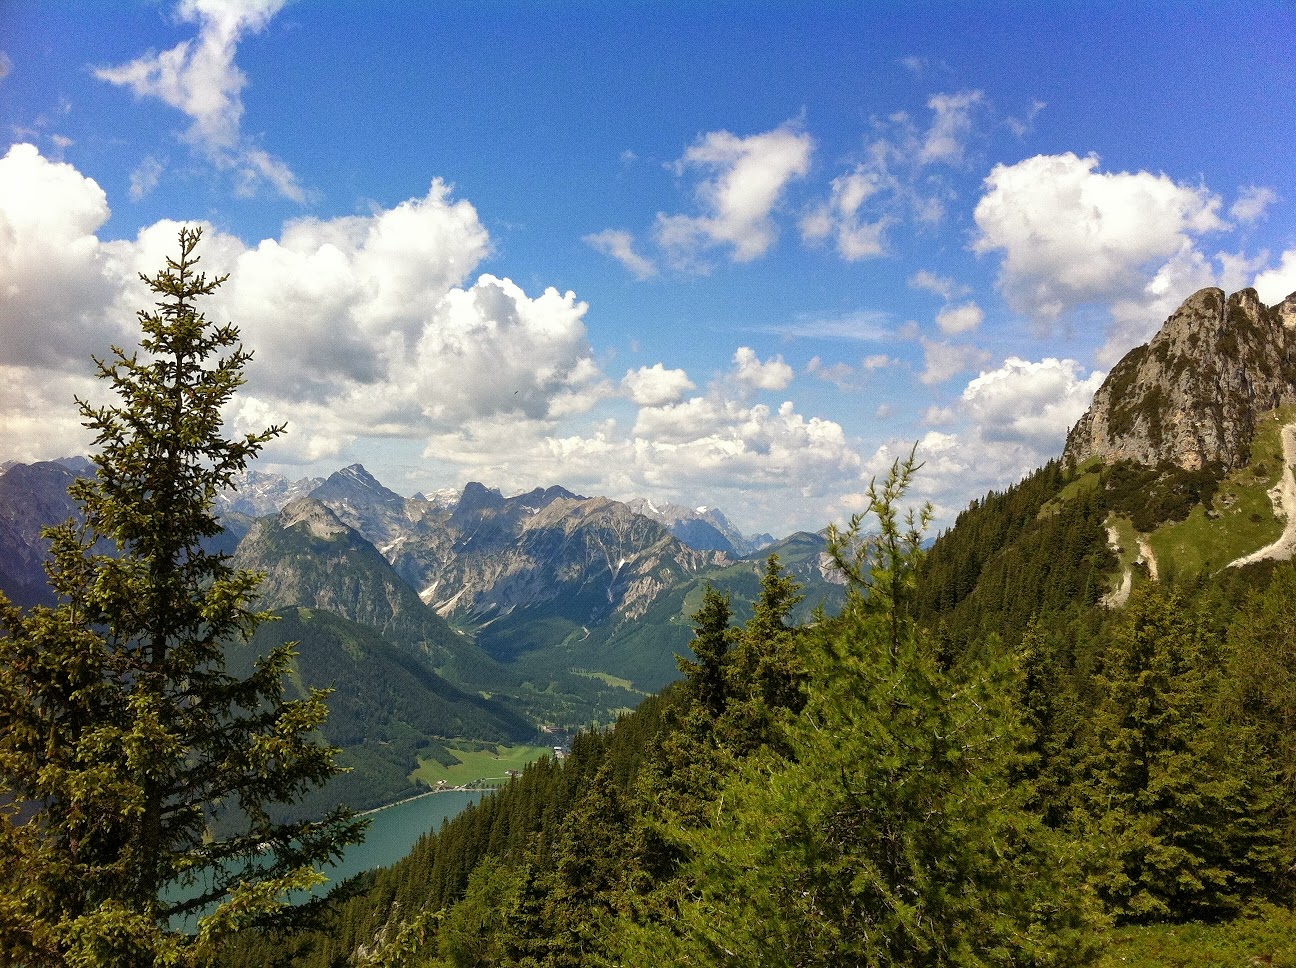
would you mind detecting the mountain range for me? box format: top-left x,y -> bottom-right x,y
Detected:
10,283 -> 1294,819
0,448 -> 842,811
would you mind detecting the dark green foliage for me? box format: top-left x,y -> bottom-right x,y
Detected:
918,461 -> 1113,651
916,460 -> 1069,619
1100,460 -> 1225,532
674,585 -> 733,718
1223,566 -> 1296,852
1072,585 -> 1286,923
612,454 -> 1101,966
1098,903 -> 1296,967
721,556 -> 807,753
0,229 -> 362,966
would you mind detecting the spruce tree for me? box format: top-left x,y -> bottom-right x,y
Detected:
0,228 -> 364,966
675,585 -> 733,718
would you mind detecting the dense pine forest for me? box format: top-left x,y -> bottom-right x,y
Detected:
220,456 -> 1296,967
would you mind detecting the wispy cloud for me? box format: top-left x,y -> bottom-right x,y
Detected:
745,309 -> 893,342
585,228 -> 657,279
919,90 -> 984,165
129,155 -> 166,200
1230,185 -> 1279,224
801,90 -> 985,260
94,0 -> 305,202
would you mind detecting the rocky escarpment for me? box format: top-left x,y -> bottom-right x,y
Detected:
1065,287 -> 1296,471
0,461 -> 84,608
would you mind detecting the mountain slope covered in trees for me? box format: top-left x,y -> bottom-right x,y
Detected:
220,285 -> 1296,967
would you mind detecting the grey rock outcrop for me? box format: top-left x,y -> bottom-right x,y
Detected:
233,497 -> 449,647
1064,287 -> 1296,471
0,461 -> 83,607
624,497 -> 773,555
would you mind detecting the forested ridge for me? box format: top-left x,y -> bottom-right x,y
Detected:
222,456 -> 1296,966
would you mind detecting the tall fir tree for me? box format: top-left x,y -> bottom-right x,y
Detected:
0,228 -> 364,967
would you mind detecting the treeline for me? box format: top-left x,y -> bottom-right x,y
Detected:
916,456 -> 1229,650
227,457 -> 1296,967
916,459 -> 1112,646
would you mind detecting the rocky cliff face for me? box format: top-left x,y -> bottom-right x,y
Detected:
308,463 -> 437,549
624,497 -> 773,555
0,461 -> 83,607
215,469 -> 324,518
1064,287 -> 1296,471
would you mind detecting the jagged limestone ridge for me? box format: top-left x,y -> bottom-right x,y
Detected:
1065,287 -> 1296,471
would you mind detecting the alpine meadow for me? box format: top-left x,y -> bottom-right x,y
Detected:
3,3 -> 1296,967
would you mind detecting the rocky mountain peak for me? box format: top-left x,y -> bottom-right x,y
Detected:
278,497 -> 350,540
312,463 -> 401,503
1277,290 -> 1296,330
217,468 -> 324,518
454,481 -> 505,514
309,465 -> 430,547
1063,286 -> 1296,472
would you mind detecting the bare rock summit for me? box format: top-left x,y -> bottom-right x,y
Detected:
1064,287 -> 1296,471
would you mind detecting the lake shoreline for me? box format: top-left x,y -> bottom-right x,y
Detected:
356,783 -> 497,819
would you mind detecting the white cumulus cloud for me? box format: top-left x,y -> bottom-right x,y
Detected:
973,152 -> 1227,325
656,122 -> 813,266
961,357 -> 1104,448
733,346 -> 794,391
1255,250 -> 1296,305
806,356 -> 856,389
0,144 -> 605,466
918,338 -> 990,385
622,363 -> 695,407
0,144 -> 128,371
860,357 -> 1105,528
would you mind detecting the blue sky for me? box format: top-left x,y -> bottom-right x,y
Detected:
2,1 -> 1294,536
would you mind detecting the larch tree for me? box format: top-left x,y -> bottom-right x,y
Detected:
0,227 -> 364,967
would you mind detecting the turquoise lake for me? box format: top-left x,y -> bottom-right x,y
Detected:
319,789 -> 484,890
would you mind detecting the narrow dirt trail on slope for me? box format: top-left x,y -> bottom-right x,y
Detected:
1230,422 -> 1296,568
1102,525 -> 1134,608
1137,535 -> 1159,581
